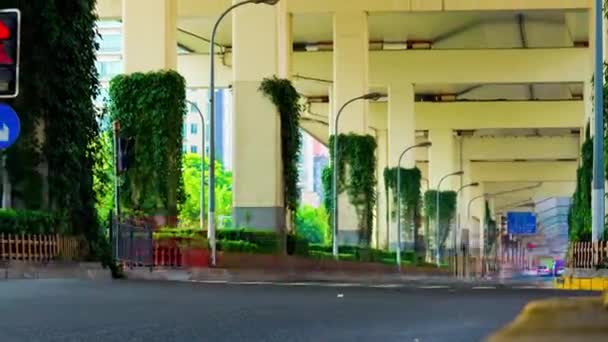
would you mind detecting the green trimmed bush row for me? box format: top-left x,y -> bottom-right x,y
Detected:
0,209 -> 67,235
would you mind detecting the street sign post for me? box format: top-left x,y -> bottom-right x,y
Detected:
0,103 -> 20,149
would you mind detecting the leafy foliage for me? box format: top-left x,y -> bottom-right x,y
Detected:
108,71 -> 186,219
569,126 -> 593,242
484,201 -> 498,255
295,205 -> 330,244
179,153 -> 232,227
325,134 -> 378,245
383,167 -> 422,250
259,77 -> 302,225
0,209 -> 68,235
424,190 -> 457,250
3,0 -> 101,252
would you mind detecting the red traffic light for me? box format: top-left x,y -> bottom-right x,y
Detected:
0,9 -> 19,98
0,21 -> 9,40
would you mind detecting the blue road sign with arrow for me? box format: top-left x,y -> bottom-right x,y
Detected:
0,103 -> 20,149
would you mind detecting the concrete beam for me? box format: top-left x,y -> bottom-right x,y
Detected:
294,49 -> 589,85
472,161 -> 577,182
463,136 -> 579,161
288,0 -> 588,13
97,0 -> 589,18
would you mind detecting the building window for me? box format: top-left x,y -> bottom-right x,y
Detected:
96,60 -> 123,81
98,34 -> 122,53
190,123 -> 198,135
190,145 -> 198,153
182,144 -> 187,153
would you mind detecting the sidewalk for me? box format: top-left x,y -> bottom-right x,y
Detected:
124,267 -> 559,290
487,293 -> 608,341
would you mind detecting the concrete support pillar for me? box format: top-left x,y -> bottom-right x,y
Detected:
123,0 -> 177,72
332,11 -> 370,245
387,82 -> 416,250
375,129 -> 389,249
231,2 -> 289,230
332,11 -> 369,134
428,128 -> 458,191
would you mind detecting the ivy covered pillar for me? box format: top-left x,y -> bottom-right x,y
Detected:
331,11 -> 370,245
231,1 -> 291,230
387,82 -> 416,250
122,0 -> 177,72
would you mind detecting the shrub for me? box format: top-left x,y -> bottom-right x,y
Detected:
217,240 -> 258,253
0,209 -> 68,235
295,205 -> 329,244
287,234 -> 309,256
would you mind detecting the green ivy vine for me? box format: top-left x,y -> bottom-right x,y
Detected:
3,0 -> 100,247
568,125 -> 593,242
484,200 -> 498,255
108,70 -> 186,219
383,167 -> 422,250
259,77 -> 302,225
423,190 -> 457,251
323,134 -> 377,246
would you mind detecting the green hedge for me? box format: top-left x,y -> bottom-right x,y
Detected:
217,240 -> 259,253
0,209 -> 67,235
308,244 -> 416,264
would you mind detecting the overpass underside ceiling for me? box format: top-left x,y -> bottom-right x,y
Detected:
172,9 -> 588,52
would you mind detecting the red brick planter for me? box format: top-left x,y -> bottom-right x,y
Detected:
181,248 -> 210,268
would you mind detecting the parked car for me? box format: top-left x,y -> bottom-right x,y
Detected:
537,265 -> 551,276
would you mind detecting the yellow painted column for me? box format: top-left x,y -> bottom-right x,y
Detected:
332,11 -> 370,245
375,129 -> 389,249
232,2 -> 288,230
332,11 -> 369,133
122,0 -> 177,72
428,128 -> 458,190
387,82 -> 416,250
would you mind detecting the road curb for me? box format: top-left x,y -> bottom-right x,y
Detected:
0,261 -> 111,281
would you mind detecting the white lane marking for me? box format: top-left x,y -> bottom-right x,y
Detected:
191,280 -> 229,284
322,283 -> 364,287
418,285 -> 450,289
472,286 -> 497,290
370,284 -> 403,289
277,282 -> 319,286
513,286 -> 539,289
233,281 -> 274,285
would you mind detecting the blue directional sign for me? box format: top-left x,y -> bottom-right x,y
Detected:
0,103 -> 20,149
507,212 -> 537,235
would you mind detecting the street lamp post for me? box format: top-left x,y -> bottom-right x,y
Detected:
209,0 -> 280,266
395,142 -> 432,269
187,101 -> 207,231
332,92 -> 383,258
435,171 -> 463,266
454,182 -> 479,277
592,0 -> 605,242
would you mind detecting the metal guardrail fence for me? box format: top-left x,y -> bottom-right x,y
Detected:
568,241 -> 608,269
112,221 -> 154,269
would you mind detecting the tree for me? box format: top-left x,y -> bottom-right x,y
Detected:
295,205 -> 330,245
179,153 -> 232,228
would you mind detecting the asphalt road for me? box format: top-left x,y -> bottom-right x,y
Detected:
0,279 -> 594,342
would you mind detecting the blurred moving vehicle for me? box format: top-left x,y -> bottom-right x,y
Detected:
552,260 -> 565,277
537,265 -> 551,276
